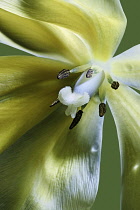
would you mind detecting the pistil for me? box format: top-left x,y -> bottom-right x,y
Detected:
58,86 -> 90,118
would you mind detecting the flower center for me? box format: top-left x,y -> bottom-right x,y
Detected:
57,63 -> 105,118
50,62 -> 119,129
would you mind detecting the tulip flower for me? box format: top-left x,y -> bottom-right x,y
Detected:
0,0 -> 140,209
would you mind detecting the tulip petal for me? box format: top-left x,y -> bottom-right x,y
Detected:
0,56 -> 76,152
106,84 -> 140,210
0,95 -> 103,209
0,9 -> 91,65
0,0 -> 127,61
111,45 -> 140,90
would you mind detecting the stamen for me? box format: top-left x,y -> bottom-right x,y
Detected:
70,63 -> 91,74
69,110 -> 83,129
111,81 -> 119,90
57,69 -> 70,79
86,69 -> 93,78
99,103 -> 106,117
50,99 -> 60,107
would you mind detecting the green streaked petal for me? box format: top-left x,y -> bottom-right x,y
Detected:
0,95 -> 103,209
0,9 -> 91,65
0,0 -> 127,61
0,56 -> 75,152
111,45 -> 140,90
106,84 -> 140,210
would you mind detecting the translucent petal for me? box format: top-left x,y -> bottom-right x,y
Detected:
106,84 -> 140,210
111,45 -> 140,90
74,71 -> 105,96
0,8 -> 91,64
0,56 -> 75,152
0,0 -> 127,61
0,95 -> 104,209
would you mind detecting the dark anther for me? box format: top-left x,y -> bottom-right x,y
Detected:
86,69 -> 93,78
111,81 -> 119,90
57,69 -> 70,79
69,110 -> 83,129
50,99 -> 60,107
99,103 -> 106,117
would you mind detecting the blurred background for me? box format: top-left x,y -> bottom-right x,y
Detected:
0,1 -> 139,209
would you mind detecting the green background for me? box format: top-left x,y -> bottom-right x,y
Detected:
0,1 -> 139,209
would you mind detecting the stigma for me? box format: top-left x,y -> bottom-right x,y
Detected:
58,86 -> 90,118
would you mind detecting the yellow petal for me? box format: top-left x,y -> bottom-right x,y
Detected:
106,84 -> 140,210
0,95 -> 103,209
0,56 -> 75,152
111,45 -> 140,90
0,8 -> 91,65
0,0 -> 127,61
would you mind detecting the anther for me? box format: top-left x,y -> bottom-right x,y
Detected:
57,69 -> 70,79
99,103 -> 106,117
111,81 -> 119,90
86,69 -> 93,78
50,99 -> 60,107
69,110 -> 83,129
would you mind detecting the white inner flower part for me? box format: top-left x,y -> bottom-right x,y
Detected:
58,68 -> 106,118
58,86 -> 90,118
74,70 -> 105,96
